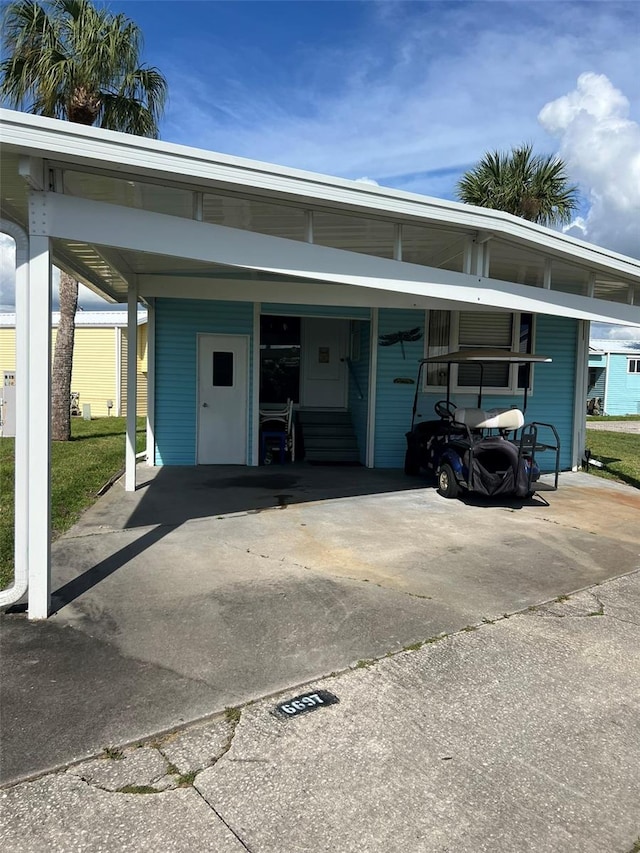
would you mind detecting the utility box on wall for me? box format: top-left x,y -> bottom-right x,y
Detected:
1,371 -> 16,437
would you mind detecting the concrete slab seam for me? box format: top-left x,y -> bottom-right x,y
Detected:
220,538 -> 437,603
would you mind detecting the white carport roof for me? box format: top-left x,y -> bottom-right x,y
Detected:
2,108 -> 639,621
1,109 -> 639,326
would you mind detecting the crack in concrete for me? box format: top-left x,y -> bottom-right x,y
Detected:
224,540 -> 436,603
605,613 -> 640,629
189,708 -> 256,853
524,593 -> 606,619
59,522 -> 180,542
70,747 -> 180,795
192,784 -> 256,852
73,772 -> 165,796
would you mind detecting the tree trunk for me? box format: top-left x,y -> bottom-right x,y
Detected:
51,272 -> 79,441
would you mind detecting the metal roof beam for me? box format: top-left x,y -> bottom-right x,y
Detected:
33,190 -> 640,327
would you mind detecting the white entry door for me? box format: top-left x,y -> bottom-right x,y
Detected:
300,318 -> 348,408
197,334 -> 248,464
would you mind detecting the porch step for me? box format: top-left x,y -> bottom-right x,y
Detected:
304,435 -> 359,450
297,409 -> 361,464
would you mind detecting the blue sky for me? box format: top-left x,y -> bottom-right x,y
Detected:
94,1 -> 639,206
1,0 -> 639,334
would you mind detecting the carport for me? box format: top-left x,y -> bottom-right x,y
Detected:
1,108 -> 640,619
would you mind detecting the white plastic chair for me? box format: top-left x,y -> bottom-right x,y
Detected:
259,398 -> 295,462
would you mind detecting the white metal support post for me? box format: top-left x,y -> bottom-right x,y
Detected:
0,220 -> 29,610
125,284 -> 138,491
572,319 -> 590,470
145,298 -> 156,466
27,235 -> 52,619
366,308 -> 379,468
251,302 -> 260,466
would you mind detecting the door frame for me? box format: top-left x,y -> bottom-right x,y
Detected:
257,309 -> 376,467
300,316 -> 349,409
196,332 -> 250,465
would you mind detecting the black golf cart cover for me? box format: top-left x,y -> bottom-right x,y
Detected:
467,438 -> 530,497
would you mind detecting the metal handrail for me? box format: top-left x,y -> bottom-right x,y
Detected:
342,357 -> 365,400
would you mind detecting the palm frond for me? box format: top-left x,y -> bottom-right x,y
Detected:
457,143 -> 579,227
0,0 -> 167,135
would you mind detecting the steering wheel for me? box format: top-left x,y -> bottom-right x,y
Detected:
434,400 -> 457,421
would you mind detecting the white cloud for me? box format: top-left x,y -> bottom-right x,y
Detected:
162,1 -> 639,199
539,73 -> 640,259
0,233 -> 16,312
354,177 -> 379,186
592,322 -> 640,340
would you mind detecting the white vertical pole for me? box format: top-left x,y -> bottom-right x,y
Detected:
366,308 -> 379,468
0,220 -> 29,609
304,210 -> 314,244
251,302 -> 260,466
482,242 -> 491,278
393,224 -> 402,262
572,319 -> 589,470
27,235 -> 52,619
125,284 -> 138,491
145,299 -> 156,466
475,241 -> 484,277
603,345 -> 611,415
463,237 -> 473,275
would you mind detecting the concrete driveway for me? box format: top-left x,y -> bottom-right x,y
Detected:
2,465 -> 639,785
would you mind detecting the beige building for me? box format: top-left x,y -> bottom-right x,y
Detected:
0,309 -> 147,423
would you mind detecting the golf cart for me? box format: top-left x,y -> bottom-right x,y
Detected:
404,349 -> 560,500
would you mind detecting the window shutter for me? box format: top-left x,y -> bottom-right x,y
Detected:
458,312 -> 512,387
458,312 -> 512,347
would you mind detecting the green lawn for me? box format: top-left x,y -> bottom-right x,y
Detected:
585,429 -> 640,491
587,415 -> 640,422
0,417 -> 145,590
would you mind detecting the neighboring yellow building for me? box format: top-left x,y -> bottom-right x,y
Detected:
0,310 -> 147,420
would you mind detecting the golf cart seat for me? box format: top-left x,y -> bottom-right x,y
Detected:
453,407 -> 525,431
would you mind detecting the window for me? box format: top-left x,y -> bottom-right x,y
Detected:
213,352 -> 234,386
629,359 -> 640,374
425,310 -> 534,393
259,316 -> 301,403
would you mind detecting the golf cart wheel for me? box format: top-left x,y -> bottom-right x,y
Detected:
437,463 -> 459,499
404,448 -> 420,476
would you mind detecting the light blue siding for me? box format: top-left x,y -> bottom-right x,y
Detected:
154,298 -> 581,471
374,308 -> 425,467
526,315 -> 576,470
261,303 -> 370,319
369,310 -> 576,469
606,353 -> 640,415
348,320 -> 371,464
155,298 -> 254,465
587,354 -> 606,403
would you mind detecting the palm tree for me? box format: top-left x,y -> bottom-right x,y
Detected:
1,0 -> 167,440
456,144 -> 579,228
